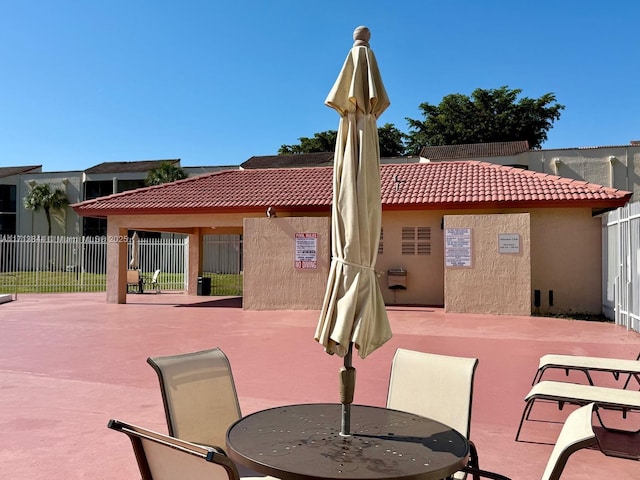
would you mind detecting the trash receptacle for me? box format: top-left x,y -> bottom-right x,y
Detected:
197,276 -> 211,296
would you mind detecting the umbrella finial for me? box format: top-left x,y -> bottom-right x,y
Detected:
353,26 -> 370,47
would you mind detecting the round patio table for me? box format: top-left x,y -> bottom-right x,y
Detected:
226,403 -> 469,480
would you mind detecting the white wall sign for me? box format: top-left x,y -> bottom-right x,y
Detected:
295,232 -> 318,269
498,234 -> 520,254
445,228 -> 472,267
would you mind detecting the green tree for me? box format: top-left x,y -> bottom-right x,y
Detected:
279,131 -> 337,155
278,124 -> 407,157
23,183 -> 69,236
145,162 -> 188,186
378,123 -> 408,157
405,86 -> 564,154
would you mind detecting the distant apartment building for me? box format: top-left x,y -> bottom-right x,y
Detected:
0,160 -> 233,238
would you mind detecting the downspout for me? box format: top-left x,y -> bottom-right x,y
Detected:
608,156 -> 616,188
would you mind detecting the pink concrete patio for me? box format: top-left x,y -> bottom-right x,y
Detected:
1,292 -> 639,479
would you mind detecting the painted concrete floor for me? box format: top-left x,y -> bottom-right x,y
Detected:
1,292 -> 640,479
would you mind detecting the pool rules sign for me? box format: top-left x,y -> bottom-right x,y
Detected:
295,233 -> 318,269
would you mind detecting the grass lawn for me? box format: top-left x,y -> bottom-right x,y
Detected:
0,272 -> 242,295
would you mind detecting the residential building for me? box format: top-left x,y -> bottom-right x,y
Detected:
0,160 -> 234,237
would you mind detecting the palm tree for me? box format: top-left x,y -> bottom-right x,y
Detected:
145,162 -> 188,186
23,183 -> 69,236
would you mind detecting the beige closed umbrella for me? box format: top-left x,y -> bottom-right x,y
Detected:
315,26 -> 392,436
129,232 -> 139,270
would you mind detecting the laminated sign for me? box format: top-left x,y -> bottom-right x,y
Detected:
295,233 -> 317,269
445,228 -> 472,267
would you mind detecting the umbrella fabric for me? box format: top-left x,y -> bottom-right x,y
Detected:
129,232 -> 139,269
315,27 -> 392,360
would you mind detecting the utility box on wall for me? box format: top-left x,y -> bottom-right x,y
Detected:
387,268 -> 407,290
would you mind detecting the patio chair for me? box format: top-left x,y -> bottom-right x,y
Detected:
515,380 -> 640,441
127,269 -> 143,294
108,418 -> 266,480
386,348 -> 479,480
463,403 -> 598,480
146,347 -> 241,451
531,352 -> 640,388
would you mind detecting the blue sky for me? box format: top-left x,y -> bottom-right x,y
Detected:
1,1 -> 638,172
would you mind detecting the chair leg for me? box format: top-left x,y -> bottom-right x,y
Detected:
531,368 -> 543,385
467,440 -> 480,480
462,466 -> 511,480
515,400 -> 535,441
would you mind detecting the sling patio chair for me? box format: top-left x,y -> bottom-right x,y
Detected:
515,380 -> 640,441
147,347 -> 275,478
464,403 -> 598,480
146,347 -> 242,452
386,348 -> 480,480
108,419 -> 269,480
531,352 -> 640,388
127,269 -> 144,294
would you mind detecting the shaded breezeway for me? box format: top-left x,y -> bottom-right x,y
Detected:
1,293 -> 639,479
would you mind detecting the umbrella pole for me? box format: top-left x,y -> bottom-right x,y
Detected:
340,342 -> 356,436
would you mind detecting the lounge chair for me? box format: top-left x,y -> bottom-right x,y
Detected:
465,403 -> 598,480
515,380 -> 640,441
108,419 -> 266,480
145,269 -> 161,294
386,348 -> 480,480
532,352 -> 640,387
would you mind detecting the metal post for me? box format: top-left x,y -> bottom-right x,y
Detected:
340,342 -> 355,436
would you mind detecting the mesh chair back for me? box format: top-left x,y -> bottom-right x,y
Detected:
386,348 -> 478,439
108,419 -> 239,480
147,347 -> 242,449
541,403 -> 597,480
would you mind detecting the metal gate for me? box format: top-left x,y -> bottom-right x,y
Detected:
201,234 -> 243,296
603,201 -> 640,332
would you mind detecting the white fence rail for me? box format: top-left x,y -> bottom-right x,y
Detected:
604,201 -> 640,333
0,234 -> 242,295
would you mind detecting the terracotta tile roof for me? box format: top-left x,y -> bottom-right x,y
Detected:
72,161 -> 631,217
420,141 -> 530,160
380,162 -> 630,208
241,152 -> 334,169
0,165 -> 42,178
84,159 -> 180,174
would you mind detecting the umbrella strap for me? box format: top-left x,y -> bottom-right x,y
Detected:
334,257 -> 374,271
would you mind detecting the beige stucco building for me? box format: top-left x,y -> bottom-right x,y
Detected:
72,161 -> 631,316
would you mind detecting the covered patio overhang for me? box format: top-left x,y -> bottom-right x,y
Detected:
102,212 -> 249,303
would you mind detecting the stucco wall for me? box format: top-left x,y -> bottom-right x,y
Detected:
443,214 -> 531,315
529,208 -> 603,315
377,211 -> 444,306
102,206 -> 604,313
243,217 -> 330,310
